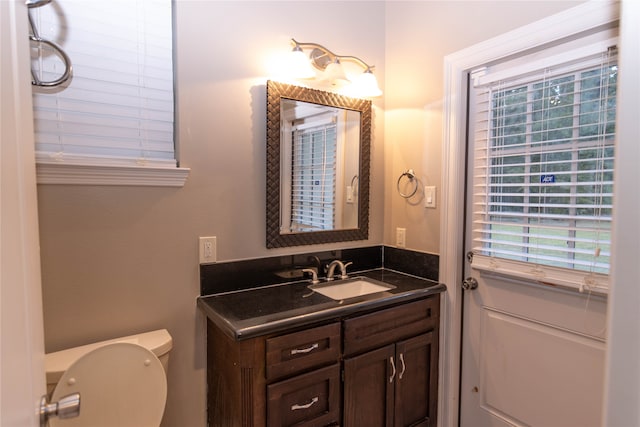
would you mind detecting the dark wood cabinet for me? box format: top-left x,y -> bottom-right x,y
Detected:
343,298 -> 439,427
343,344 -> 395,426
343,333 -> 438,427
206,321 -> 341,427
394,332 -> 438,427
206,295 -> 439,427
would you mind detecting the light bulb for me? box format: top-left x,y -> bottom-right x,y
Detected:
289,46 -> 315,79
322,59 -> 349,87
350,69 -> 382,98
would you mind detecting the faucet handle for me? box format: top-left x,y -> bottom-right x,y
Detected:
301,268 -> 319,284
340,262 -> 353,279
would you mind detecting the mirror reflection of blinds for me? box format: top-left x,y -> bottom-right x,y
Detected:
472,46 -> 617,281
31,0 -> 175,168
290,123 -> 337,232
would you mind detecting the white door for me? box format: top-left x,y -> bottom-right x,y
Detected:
459,266 -> 607,426
458,33 -> 616,427
1,2 -> 47,426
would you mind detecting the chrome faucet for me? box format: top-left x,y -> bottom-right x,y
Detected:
326,260 -> 353,281
301,268 -> 319,284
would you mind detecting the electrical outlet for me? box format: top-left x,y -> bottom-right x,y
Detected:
396,227 -> 406,248
199,236 -> 217,264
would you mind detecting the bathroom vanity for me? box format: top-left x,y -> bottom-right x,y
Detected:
198,268 -> 444,427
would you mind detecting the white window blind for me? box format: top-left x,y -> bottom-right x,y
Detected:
471,46 -> 617,291
30,0 -> 176,171
290,120 -> 337,232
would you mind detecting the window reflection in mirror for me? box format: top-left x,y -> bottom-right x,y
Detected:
280,99 -> 360,234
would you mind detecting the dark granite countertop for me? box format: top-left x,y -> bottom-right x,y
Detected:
197,268 -> 446,340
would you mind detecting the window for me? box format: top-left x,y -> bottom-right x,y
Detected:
30,0 -> 188,186
290,119 -> 337,232
471,44 -> 617,289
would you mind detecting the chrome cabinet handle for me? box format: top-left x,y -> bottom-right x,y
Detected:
291,396 -> 318,411
399,353 -> 406,380
291,343 -> 319,355
389,356 -> 396,383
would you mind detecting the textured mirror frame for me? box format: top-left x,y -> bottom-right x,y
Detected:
266,80 -> 371,248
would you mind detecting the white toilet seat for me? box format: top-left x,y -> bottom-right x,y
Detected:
50,342 -> 167,427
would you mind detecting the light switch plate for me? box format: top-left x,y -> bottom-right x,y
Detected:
396,227 -> 406,248
424,186 -> 436,208
346,185 -> 354,203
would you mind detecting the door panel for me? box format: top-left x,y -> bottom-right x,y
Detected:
480,307 -> 604,426
468,273 -> 607,340
461,274 -> 606,427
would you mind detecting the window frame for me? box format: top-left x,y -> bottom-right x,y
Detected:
469,41 -> 618,293
30,0 -> 189,187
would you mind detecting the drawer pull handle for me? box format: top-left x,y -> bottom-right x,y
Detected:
291,396 -> 319,411
291,343 -> 319,355
389,356 -> 396,383
399,353 -> 406,380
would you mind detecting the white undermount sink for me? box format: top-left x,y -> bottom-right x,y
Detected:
308,277 -> 396,301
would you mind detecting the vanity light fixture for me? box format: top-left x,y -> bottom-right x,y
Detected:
289,38 -> 382,98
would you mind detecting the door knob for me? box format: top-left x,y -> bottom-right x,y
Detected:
40,393 -> 80,427
462,277 -> 478,291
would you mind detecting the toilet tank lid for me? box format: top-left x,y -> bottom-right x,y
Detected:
45,329 -> 172,385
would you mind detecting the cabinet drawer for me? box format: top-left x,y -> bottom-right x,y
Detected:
267,364 -> 340,427
266,322 -> 341,381
343,297 -> 439,356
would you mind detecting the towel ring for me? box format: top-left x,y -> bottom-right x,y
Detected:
397,169 -> 418,199
350,175 -> 359,195
28,0 -> 73,88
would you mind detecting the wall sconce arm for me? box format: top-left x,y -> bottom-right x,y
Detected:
291,38 -> 375,72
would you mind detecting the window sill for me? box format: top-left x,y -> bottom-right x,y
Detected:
36,162 -> 190,187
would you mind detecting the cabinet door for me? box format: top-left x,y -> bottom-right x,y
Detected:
394,332 -> 437,427
343,344 -> 395,427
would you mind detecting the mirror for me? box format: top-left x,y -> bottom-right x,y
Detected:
266,80 -> 371,248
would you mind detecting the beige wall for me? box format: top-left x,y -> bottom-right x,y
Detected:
383,0 -> 584,253
36,1 -> 582,426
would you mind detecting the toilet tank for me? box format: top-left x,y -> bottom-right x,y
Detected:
45,329 -> 172,394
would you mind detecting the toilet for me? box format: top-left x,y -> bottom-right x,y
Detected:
45,329 -> 173,427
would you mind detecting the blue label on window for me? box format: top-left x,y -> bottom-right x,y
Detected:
540,174 -> 555,183
314,180 -> 320,185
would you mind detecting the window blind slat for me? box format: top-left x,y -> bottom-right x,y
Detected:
34,86 -> 174,114
473,232 -> 612,247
